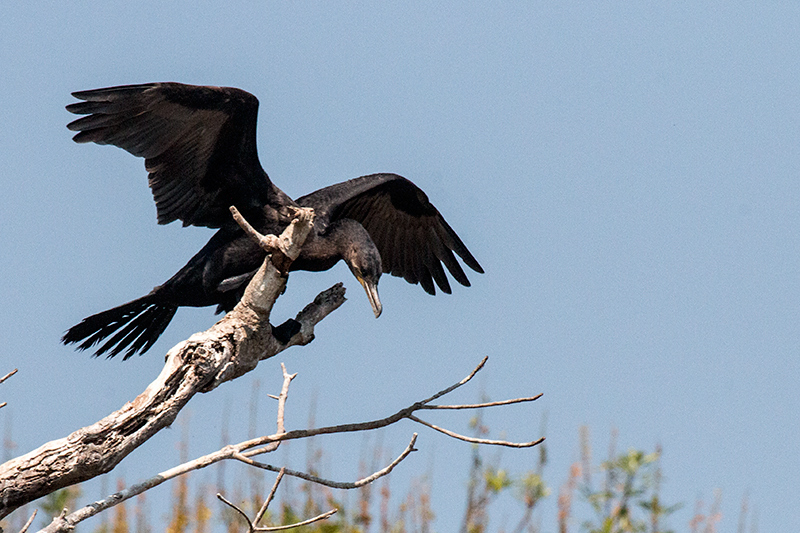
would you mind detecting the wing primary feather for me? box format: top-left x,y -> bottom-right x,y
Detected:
431,225 -> 471,286
415,225 -> 440,294
402,225 -> 419,285
391,219 -> 408,279
438,219 -> 484,273
71,83 -> 159,100
418,262 -> 435,294
67,82 -> 271,229
421,226 -> 451,293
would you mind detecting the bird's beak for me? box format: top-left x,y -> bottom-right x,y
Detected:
357,276 -> 382,318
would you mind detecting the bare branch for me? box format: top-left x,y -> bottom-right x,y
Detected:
217,489 -> 337,532
276,364 -> 295,434
235,434 -> 418,489
230,205 -> 313,263
229,205 -> 272,249
236,357 -> 540,456
242,363 -> 297,459
36,357 -> 541,532
0,369 -> 17,410
257,509 -> 337,532
417,356 -> 488,406
422,394 -> 544,410
408,414 -> 545,448
0,369 -> 17,384
18,509 -> 37,533
216,493 -> 251,525
254,468 -> 285,526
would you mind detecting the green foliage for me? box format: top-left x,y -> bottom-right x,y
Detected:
579,449 -> 681,533
519,472 -> 550,507
39,486 -> 81,528
463,413 -> 550,533
484,467 -> 512,494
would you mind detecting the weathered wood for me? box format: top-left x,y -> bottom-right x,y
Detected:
0,208 -> 346,519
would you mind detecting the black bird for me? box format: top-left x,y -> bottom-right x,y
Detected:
62,83 -> 483,359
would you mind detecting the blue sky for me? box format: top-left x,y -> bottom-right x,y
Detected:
2,2 -> 799,531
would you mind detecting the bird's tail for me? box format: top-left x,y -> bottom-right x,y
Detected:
62,294 -> 177,360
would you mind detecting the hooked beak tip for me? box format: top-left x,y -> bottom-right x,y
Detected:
358,276 -> 382,318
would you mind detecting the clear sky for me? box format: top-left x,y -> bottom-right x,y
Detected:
2,2 -> 799,531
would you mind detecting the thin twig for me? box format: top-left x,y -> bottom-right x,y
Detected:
0,369 -> 17,384
417,356 -> 488,406
252,365 -> 296,457
240,357 -> 493,454
239,356 -> 541,455
1,369 -> 19,410
18,509 -> 37,533
422,394 -> 543,410
276,365 -> 295,434
408,414 -> 545,448
257,509 -> 337,531
236,434 -> 418,489
216,493 -> 250,524
254,468 -> 285,526
217,491 -> 336,532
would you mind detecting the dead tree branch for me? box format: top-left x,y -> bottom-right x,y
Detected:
234,434 -> 419,489
17,509 -> 36,533
420,395 -> 544,410
407,415 -> 543,448
36,367 -> 415,532
0,207 -> 349,519
235,356 -> 543,457
37,356 -> 541,533
0,369 -> 17,410
0,370 -> 17,385
218,490 -> 337,532
254,467 -> 285,526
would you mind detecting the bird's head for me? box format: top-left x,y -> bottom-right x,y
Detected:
339,224 -> 383,318
347,247 -> 383,318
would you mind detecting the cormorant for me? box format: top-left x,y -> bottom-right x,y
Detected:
61,83 -> 483,359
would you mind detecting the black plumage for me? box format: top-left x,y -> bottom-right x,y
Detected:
62,83 -> 483,359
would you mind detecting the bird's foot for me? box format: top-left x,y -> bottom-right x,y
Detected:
271,318 -> 302,343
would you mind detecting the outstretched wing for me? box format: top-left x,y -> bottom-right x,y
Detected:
299,173 -> 484,295
67,82 -> 277,228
